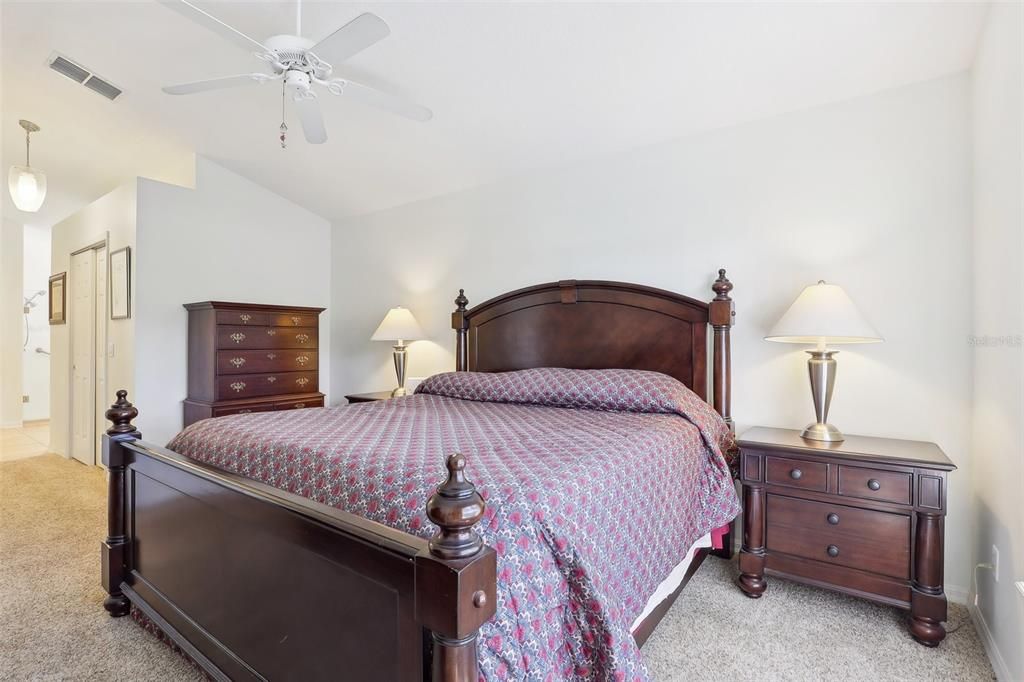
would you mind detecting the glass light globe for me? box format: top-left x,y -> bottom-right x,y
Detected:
8,165 -> 47,212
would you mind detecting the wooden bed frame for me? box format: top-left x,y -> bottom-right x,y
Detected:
100,272 -> 736,681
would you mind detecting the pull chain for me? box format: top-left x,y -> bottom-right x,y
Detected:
279,82 -> 288,149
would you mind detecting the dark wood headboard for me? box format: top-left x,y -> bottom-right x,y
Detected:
451,270 -> 735,427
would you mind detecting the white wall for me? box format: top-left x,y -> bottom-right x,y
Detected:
22,223 -> 50,421
49,182 -> 137,457
1,218 -> 24,428
332,74 -> 975,593
135,157 -> 331,445
969,4 -> 1023,680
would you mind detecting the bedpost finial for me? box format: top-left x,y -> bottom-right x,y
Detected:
426,453 -> 485,560
712,268 -> 733,301
105,390 -> 139,436
455,288 -> 468,311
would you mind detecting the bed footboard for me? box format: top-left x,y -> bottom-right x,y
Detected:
100,391 -> 496,682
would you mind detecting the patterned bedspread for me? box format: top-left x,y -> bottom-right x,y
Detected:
167,368 -> 740,681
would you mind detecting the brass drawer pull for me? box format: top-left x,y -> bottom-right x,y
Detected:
295,333 -> 310,344
229,357 -> 246,367
296,377 -> 310,387
827,513 -> 840,525
867,479 -> 881,491
229,332 -> 245,344
266,328 -> 277,336
291,316 -> 301,325
239,314 -> 251,324
230,381 -> 246,393
826,545 -> 840,558
293,403 -> 306,409
238,409 -> 252,414
266,353 -> 277,360
296,355 -> 310,366
266,376 -> 277,383
789,468 -> 802,480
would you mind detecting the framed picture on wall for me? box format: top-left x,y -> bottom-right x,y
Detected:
110,246 -> 131,320
48,272 -> 65,325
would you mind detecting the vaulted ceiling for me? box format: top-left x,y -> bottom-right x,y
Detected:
1,1 -> 990,227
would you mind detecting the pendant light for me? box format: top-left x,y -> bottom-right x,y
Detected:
8,120 -> 47,213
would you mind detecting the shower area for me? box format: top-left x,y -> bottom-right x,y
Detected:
22,224 -> 50,422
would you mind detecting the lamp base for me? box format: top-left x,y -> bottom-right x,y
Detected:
391,386 -> 409,397
801,422 -> 844,443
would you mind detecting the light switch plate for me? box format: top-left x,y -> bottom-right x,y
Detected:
1016,581 -> 1024,598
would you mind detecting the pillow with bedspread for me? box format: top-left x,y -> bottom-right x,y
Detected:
415,367 -> 736,462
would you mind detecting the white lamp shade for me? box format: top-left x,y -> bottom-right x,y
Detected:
371,307 -> 425,342
8,165 -> 46,212
766,281 -> 882,345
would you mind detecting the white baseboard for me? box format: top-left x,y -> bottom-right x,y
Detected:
1,420 -> 23,429
947,584 -> 970,605
969,602 -> 1013,681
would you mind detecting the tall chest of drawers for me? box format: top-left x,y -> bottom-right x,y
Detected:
735,427 -> 956,646
183,301 -> 325,427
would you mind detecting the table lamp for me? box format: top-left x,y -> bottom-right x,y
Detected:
765,281 -> 882,442
372,307 -> 425,397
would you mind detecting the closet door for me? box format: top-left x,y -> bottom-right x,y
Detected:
70,249 -> 95,466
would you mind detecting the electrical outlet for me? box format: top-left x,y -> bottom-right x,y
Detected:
991,545 -> 1000,582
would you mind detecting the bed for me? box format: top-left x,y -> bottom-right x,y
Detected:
100,274 -> 739,681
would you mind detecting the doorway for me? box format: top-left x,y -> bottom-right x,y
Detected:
69,241 -> 107,466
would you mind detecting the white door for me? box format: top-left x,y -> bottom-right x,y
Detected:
93,247 -> 108,459
70,249 -> 95,465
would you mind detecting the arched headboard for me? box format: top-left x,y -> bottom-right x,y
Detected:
451,271 -> 735,426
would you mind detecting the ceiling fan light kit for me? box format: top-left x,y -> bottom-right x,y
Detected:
8,120 -> 47,213
159,0 -> 432,145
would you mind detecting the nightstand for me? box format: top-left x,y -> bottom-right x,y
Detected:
344,391 -> 396,404
736,427 -> 956,646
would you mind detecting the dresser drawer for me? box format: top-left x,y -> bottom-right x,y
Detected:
217,326 -> 318,350
765,456 -> 828,492
212,404 -> 275,418
274,396 -> 324,410
766,494 -> 911,545
217,371 -> 319,399
838,465 -> 912,505
217,350 -> 318,375
215,310 -> 269,326
766,521 -> 910,579
270,312 -> 320,328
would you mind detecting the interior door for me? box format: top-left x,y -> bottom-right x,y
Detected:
70,249 -> 95,465
93,247 -> 107,460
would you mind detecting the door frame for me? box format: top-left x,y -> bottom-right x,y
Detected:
67,237 -> 108,465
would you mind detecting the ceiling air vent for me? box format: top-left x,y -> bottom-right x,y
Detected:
47,52 -> 123,101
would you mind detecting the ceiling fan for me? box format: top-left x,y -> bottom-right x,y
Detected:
159,0 -> 432,145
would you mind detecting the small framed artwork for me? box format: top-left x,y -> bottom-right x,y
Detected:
110,246 -> 131,320
48,272 -> 66,325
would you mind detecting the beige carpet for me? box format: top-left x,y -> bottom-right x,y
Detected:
1,454 -> 994,681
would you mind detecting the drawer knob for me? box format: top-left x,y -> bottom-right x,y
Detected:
230,332 -> 245,344
239,314 -> 251,323
291,316 -> 301,325
230,381 -> 246,393
229,357 -> 246,367
296,333 -> 310,343
789,468 -> 803,480
826,544 -> 840,558
827,513 -> 840,525
867,478 -> 881,491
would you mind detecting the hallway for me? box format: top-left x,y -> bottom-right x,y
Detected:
0,421 -> 50,462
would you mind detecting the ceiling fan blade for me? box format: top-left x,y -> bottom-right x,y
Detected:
163,73 -> 277,95
294,95 -> 328,144
158,0 -> 271,54
310,13 -> 390,65
328,78 -> 432,122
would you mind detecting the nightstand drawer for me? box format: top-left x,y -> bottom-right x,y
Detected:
766,494 -> 911,546
838,465 -> 912,505
765,456 -> 827,492
766,522 -> 910,579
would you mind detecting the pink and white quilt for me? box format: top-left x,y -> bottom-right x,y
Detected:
168,368 -> 741,681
